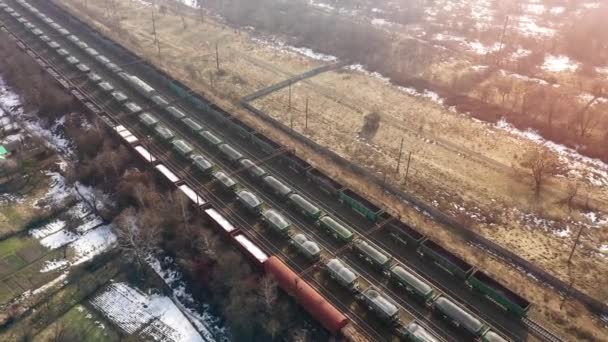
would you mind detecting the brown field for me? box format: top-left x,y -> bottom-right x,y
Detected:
55,0 -> 608,339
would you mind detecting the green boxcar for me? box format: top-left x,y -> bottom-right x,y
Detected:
153,124 -> 175,142
466,271 -> 530,318
261,209 -> 291,236
339,188 -> 384,222
182,117 -> 204,133
353,239 -> 391,271
191,154 -> 214,174
287,194 -> 321,220
418,239 -> 474,279
389,265 -> 434,302
138,112 -> 159,128
200,130 -> 223,147
171,139 -> 194,158
169,82 -> 188,98
318,215 -> 354,243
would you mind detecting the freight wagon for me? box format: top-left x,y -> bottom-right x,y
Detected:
398,322 -> 440,342
236,189 -> 263,214
317,215 -> 354,243
212,171 -> 238,192
200,130 -> 223,147
482,330 -> 508,342
288,193 -> 322,220
191,154 -> 214,175
352,239 -> 392,272
432,296 -> 486,337
153,124 -> 175,142
466,270 -> 531,318
171,139 -> 194,158
218,143 -> 244,163
339,188 -> 384,222
138,112 -> 159,128
264,256 -> 349,335
291,234 -> 321,260
182,117 -> 204,133
389,264 -> 434,302
262,175 -> 293,198
125,102 -> 142,115
380,212 -> 426,247
417,239 -> 475,279
239,159 -> 267,179
261,209 -> 292,236
307,168 -> 345,195
167,106 -> 187,120
326,258 -> 359,292
360,288 -> 400,325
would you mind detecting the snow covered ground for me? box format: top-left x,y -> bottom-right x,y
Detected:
91,282 -> 205,342
1,76 -> 221,341
148,256 -> 229,341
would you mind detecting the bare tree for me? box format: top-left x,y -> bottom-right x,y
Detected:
522,146 -> 562,195
196,229 -> 218,259
563,181 -> 579,213
114,207 -> 159,272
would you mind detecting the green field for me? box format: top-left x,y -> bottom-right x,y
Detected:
34,304 -> 121,342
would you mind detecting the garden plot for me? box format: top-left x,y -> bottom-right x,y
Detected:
91,282 -> 203,342
34,304 -> 121,342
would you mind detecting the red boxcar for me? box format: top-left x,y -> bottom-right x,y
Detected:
264,256 -> 349,334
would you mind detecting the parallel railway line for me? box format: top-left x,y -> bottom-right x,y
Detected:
0,1 -> 566,341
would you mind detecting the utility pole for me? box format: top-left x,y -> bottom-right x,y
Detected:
404,152 -> 412,185
560,224 -> 584,309
305,97 -> 309,129
495,16 -> 509,66
395,137 -> 404,175
215,42 -> 220,71
288,83 -> 292,110
151,9 -> 160,59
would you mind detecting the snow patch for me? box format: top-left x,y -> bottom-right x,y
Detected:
147,256 -> 229,341
495,119 -> 608,188
91,282 -> 205,342
542,55 -> 579,73
516,16 -> 555,37
347,64 -> 444,104
41,259 -> 69,273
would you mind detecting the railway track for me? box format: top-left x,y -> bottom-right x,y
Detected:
0,9 -> 438,341
0,2 -> 570,341
522,318 -> 564,342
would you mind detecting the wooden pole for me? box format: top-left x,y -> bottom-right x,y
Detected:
495,16 -> 509,66
288,84 -> 292,110
215,42 -> 220,71
305,97 -> 309,129
404,152 -> 412,185
395,137 -> 404,174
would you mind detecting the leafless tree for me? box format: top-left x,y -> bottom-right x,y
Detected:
196,229 -> 218,259
522,146 -> 562,195
114,207 -> 160,271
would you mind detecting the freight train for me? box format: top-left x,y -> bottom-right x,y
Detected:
3,2 -> 526,340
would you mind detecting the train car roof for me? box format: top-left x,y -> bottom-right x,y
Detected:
390,265 -> 433,296
363,289 -> 398,318
434,297 -> 484,333
237,190 -> 262,208
354,240 -> 390,266
327,258 -> 357,284
262,209 -> 290,231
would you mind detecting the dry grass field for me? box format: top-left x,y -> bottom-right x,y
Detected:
54,0 -> 608,339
